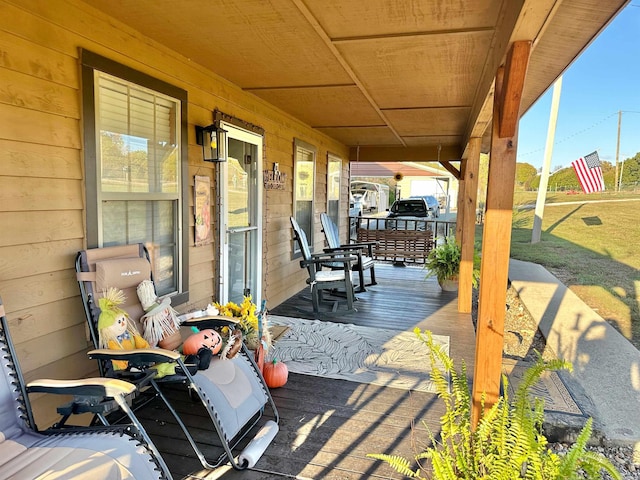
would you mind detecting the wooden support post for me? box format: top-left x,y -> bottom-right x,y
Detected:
457,138 -> 481,313
455,160 -> 466,243
472,42 -> 528,425
498,41 -> 531,138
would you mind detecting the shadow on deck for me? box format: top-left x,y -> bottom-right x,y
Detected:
163,264 -> 476,479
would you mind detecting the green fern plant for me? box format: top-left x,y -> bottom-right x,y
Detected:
424,237 -> 480,288
367,329 -> 621,480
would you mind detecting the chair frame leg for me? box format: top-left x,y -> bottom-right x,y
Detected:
356,268 -> 366,293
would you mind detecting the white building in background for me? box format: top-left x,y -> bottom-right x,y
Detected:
350,181 -> 390,213
350,161 -> 458,214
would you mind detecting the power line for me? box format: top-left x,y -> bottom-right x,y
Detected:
519,111 -> 618,158
519,110 -> 640,159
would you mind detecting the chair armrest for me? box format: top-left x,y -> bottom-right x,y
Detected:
352,241 -> 376,256
182,315 -> 239,330
323,245 -> 363,254
304,253 -> 356,264
88,348 -> 181,364
325,243 -> 377,257
348,241 -> 377,248
27,377 -> 135,398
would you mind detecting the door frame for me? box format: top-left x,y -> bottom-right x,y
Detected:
217,122 -> 263,305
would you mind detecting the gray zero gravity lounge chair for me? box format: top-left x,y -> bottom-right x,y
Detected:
75,243 -> 279,471
0,297 -> 171,479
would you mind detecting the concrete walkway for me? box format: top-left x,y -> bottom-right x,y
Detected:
509,259 -> 640,452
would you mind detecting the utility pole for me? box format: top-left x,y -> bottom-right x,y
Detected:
615,110 -> 621,192
532,76 -> 562,244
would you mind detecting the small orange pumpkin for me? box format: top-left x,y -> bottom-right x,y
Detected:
183,328 -> 222,355
263,359 -> 288,388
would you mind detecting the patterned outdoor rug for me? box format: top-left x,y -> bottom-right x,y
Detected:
268,315 -> 449,394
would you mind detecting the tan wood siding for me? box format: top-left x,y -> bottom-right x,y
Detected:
0,0 -> 348,426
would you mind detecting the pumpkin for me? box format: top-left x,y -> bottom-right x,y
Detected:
263,359 -> 288,388
158,330 -> 182,351
183,328 -> 222,355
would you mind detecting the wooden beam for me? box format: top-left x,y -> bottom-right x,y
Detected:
457,138 -> 481,313
438,160 -> 461,180
455,165 -> 466,245
290,0 -> 406,146
498,41 -> 531,138
348,145 -> 461,163
471,65 -> 519,426
462,0 -> 525,146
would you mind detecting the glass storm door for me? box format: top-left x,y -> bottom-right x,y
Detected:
218,124 -> 263,305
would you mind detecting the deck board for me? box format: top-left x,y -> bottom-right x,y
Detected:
270,263 -> 475,366
138,263 -> 475,479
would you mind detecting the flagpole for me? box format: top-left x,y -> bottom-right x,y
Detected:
615,110 -> 621,192
532,76 -> 562,244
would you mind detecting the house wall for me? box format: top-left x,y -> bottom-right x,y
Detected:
0,0 -> 349,424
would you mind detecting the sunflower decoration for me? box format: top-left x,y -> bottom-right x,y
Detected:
215,295 -> 270,350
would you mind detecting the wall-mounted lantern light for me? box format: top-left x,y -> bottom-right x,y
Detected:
196,123 -> 227,162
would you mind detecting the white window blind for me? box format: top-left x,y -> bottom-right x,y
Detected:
95,72 -> 182,296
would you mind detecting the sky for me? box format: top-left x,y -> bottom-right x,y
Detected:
516,3 -> 640,170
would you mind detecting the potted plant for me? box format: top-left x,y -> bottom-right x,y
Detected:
424,236 -> 480,291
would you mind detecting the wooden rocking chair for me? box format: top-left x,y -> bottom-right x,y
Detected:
290,216 -> 357,314
320,212 -> 377,292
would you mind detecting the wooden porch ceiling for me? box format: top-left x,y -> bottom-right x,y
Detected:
351,161 -> 447,178
82,0 -> 627,162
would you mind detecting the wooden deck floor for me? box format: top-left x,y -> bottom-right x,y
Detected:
145,264 -> 476,479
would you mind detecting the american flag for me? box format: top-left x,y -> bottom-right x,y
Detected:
571,151 -> 605,193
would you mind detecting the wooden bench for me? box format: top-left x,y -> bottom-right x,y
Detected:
356,228 -> 434,264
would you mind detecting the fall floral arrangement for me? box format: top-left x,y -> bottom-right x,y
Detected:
215,295 -> 270,350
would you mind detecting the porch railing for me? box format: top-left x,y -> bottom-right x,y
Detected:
349,215 -> 457,264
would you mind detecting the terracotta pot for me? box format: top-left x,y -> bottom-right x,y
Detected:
158,330 -> 182,351
438,276 -> 459,292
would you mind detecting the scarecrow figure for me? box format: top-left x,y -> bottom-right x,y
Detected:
137,279 -> 181,349
98,287 -> 150,371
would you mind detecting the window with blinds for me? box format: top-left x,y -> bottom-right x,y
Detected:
293,139 -> 316,256
94,72 -> 182,296
81,49 -> 188,303
327,153 -> 341,231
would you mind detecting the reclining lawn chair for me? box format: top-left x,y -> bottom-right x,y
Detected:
0,297 -> 171,479
320,212 -> 377,293
76,243 -> 279,471
290,216 -> 357,314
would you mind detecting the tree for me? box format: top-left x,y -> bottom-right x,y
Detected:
477,153 -> 489,210
515,162 -> 537,190
620,153 -> 640,185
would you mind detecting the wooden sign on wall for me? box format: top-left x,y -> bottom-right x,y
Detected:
264,163 -> 287,190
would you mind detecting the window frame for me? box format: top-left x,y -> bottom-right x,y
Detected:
292,138 -> 317,258
81,49 -> 190,305
326,153 -> 342,234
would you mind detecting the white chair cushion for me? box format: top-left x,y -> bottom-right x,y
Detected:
361,256 -> 374,266
316,270 -> 348,282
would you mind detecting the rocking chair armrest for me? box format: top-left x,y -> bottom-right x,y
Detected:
88,348 -> 181,364
348,241 -> 377,252
302,253 -> 357,266
182,315 -> 240,330
26,377 -> 136,398
323,245 -> 364,254
354,241 -> 376,256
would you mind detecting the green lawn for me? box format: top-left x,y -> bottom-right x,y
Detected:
478,195 -> 640,349
513,190 -> 640,206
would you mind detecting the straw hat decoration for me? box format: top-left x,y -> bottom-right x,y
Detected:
136,280 -> 181,348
